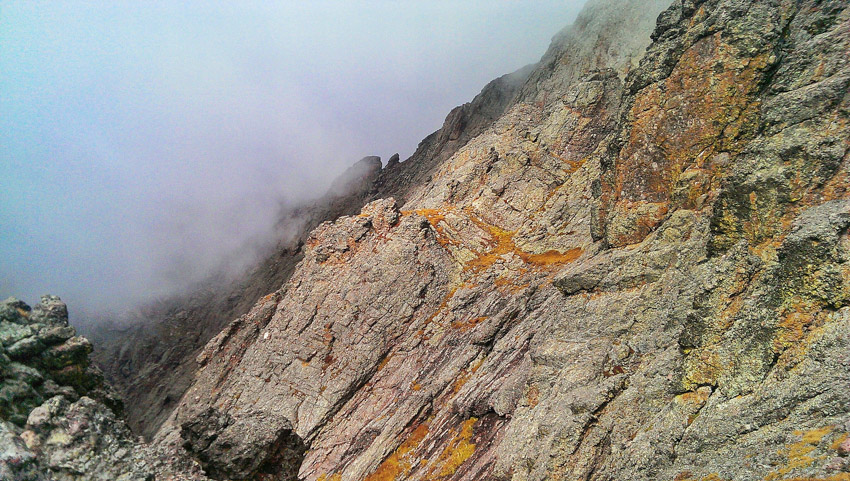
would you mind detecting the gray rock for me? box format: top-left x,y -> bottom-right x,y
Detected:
39,326 -> 76,346
0,321 -> 34,347
29,295 -> 69,327
39,380 -> 78,401
40,336 -> 92,370
0,297 -> 207,480
0,379 -> 42,426
7,336 -> 45,360
11,0 -> 839,480
0,421 -> 41,481
7,363 -> 44,386
387,152 -> 400,167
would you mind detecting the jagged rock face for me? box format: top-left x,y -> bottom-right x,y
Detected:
0,296 -> 214,480
174,199 -> 456,479
516,0 -> 672,103
329,156 -> 384,198
161,0 -> 850,480
88,152 -> 386,439
89,2 -> 536,440
373,63 -> 535,205
595,0 -> 850,249
0,295 -> 117,427
0,296 -> 149,480
14,396 -> 154,481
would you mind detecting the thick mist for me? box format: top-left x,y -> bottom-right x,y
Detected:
0,1 -> 588,319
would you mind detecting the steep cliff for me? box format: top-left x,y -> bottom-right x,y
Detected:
87,153 -> 385,439
88,19 -> 535,440
11,0 -> 849,479
162,0 -> 850,479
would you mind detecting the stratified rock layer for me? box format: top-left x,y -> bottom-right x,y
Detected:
155,0 -> 850,480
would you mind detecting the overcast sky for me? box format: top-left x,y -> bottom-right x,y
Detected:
0,1 -> 588,317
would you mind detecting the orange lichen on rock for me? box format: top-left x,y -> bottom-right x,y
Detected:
519,247 -> 583,265
451,370 -> 471,395
776,475 -> 850,481
526,384 -> 540,408
451,357 -> 485,395
425,417 -> 478,478
774,298 -> 820,351
682,347 -> 726,390
549,152 -> 587,174
363,423 -> 430,481
772,298 -> 830,371
416,209 -> 448,229
764,426 -> 835,481
377,353 -> 394,372
602,32 -> 770,247
462,211 -> 583,272
417,209 -> 454,245
463,221 -> 516,273
423,287 -> 458,329
451,316 -> 487,332
830,433 -> 849,451
676,389 -> 711,405
402,207 -> 463,252
259,292 -> 278,303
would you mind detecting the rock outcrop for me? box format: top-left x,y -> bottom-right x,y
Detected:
0,295 -> 117,428
155,0 -> 850,480
0,295 -> 215,480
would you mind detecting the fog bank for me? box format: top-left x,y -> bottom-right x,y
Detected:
0,1 -> 588,318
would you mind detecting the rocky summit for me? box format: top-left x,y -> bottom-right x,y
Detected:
4,0 -> 850,479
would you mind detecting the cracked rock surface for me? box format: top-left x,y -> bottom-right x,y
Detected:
0,295 -> 212,480
11,0 -> 850,479
160,0 -> 850,480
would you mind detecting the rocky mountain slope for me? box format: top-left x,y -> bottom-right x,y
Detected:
87,37 -> 535,440
5,0 -> 849,479
161,0 -> 850,479
86,153 -> 384,439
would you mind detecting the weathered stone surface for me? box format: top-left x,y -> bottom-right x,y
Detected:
0,297 -> 213,480
29,295 -> 69,327
0,420 -> 39,480
18,396 -> 153,480
152,1 -> 850,480
0,321 -> 34,347
171,198 -> 457,479
7,336 -> 45,360
39,326 -> 76,346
